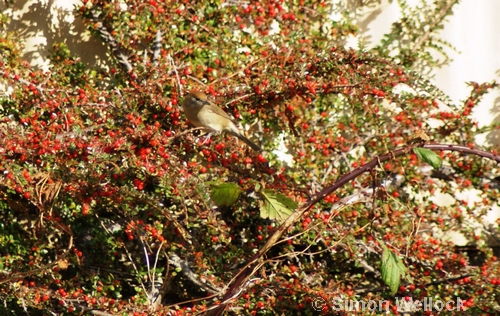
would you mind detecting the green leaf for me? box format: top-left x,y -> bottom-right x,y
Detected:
379,241 -> 410,295
254,182 -> 261,192
414,147 -> 442,169
259,189 -> 296,222
209,183 -> 242,207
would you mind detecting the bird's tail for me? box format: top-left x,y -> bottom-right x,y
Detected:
234,133 -> 261,151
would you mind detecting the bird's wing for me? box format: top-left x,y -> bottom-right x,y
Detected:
206,104 -> 238,124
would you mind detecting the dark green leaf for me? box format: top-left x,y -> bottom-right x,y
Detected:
379,241 -> 410,295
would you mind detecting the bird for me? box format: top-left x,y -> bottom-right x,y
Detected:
182,91 -> 261,151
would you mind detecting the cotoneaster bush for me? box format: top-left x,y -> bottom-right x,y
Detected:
0,0 -> 499,315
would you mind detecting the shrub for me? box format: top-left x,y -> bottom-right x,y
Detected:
0,0 -> 498,315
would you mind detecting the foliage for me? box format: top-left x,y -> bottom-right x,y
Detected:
0,0 -> 499,315
380,240 -> 412,295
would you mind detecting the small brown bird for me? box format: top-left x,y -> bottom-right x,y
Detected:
182,91 -> 261,151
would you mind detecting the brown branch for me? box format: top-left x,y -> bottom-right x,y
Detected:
152,30 -> 163,66
0,234 -> 73,285
210,58 -> 267,85
208,143 -> 500,315
0,69 -> 46,97
89,9 -> 133,73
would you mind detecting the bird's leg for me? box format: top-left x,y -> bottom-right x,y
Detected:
194,128 -> 218,146
200,132 -> 214,145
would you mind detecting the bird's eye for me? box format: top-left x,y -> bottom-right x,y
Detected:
195,96 -> 208,103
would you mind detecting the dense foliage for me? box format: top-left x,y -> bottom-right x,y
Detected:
1,0 -> 499,315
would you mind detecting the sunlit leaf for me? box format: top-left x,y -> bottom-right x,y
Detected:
209,183 -> 242,207
414,147 -> 442,169
259,189 -> 296,222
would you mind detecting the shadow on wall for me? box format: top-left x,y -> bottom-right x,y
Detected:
2,0 -> 108,71
486,94 -> 500,148
490,67 -> 500,148
356,7 -> 384,46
